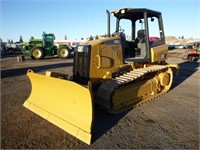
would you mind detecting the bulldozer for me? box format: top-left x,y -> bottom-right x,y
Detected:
23,8 -> 179,145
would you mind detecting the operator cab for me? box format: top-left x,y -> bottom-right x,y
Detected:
42,32 -> 55,48
111,8 -> 165,63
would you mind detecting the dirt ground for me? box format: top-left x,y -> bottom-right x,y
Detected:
1,49 -> 199,149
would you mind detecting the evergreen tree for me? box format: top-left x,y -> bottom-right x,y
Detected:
89,35 -> 93,41
81,37 -> 84,40
19,36 -> 23,43
11,39 -> 13,43
181,36 -> 184,39
95,35 -> 99,39
31,36 -> 34,39
65,35 -> 67,40
0,37 -> 2,43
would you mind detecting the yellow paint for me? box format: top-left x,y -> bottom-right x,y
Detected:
88,37 -> 126,83
23,71 -> 93,145
151,44 -> 168,62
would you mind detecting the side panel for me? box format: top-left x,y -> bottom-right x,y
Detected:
44,47 -> 54,56
90,40 -> 124,81
151,44 -> 168,62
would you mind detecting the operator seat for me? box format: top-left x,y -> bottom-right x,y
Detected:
135,29 -> 145,48
135,29 -> 147,57
45,41 -> 52,47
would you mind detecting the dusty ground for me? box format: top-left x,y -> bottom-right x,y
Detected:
1,49 -> 199,149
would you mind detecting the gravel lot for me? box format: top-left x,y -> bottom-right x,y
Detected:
1,49 -> 199,149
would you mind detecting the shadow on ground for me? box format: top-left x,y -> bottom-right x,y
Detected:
171,61 -> 199,89
91,104 -> 129,143
1,62 -> 73,78
1,52 -> 73,59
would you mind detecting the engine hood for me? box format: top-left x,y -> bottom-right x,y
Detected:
81,36 -> 121,47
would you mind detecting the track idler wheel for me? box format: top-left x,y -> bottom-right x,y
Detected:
158,67 -> 173,91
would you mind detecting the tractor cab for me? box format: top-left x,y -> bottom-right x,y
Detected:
111,8 -> 167,63
42,32 -> 55,48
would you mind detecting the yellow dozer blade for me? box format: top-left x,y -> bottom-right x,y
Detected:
23,70 -> 93,145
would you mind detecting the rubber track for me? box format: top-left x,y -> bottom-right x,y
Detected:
96,65 -> 169,111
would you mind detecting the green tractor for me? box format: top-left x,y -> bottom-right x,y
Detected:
20,32 -> 72,60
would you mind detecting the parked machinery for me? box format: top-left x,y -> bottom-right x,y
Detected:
23,8 -> 179,144
0,42 -> 19,55
182,42 -> 200,62
20,32 -> 72,59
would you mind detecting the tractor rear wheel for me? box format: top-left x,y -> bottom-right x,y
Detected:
58,47 -> 70,59
31,47 -> 44,60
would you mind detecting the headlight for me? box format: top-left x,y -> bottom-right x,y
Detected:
78,46 -> 84,52
120,9 -> 125,14
76,45 -> 90,53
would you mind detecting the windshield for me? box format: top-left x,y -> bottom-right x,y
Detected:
45,36 -> 54,43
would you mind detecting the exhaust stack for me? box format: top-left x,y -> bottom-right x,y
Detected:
106,10 -> 110,37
